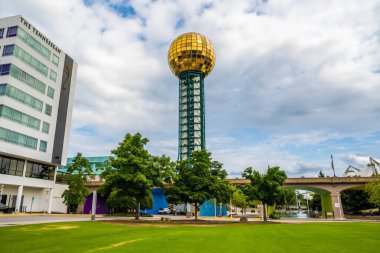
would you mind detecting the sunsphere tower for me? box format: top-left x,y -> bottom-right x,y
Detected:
168,33 -> 215,160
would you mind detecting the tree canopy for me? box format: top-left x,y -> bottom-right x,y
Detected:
165,150 -> 232,220
242,166 -> 287,221
318,170 -> 325,177
366,177 -> 380,208
98,133 -> 174,219
341,189 -> 376,214
61,153 -> 92,213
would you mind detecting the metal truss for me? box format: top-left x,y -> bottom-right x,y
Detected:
178,70 -> 205,160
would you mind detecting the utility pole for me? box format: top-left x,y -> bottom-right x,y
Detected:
331,155 -> 336,177
91,191 -> 97,220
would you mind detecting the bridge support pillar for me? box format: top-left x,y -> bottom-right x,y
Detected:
331,191 -> 344,220
320,192 -> 332,216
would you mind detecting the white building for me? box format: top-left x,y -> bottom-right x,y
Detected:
0,15 -> 76,213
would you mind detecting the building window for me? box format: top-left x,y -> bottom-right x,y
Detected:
2,44 -> 14,56
6,26 -> 18,38
45,104 -> 52,116
0,64 -> 11,76
2,84 -> 44,111
0,126 -> 38,149
52,54 -> 59,66
0,28 -> 4,39
50,70 -> 57,82
42,122 -> 50,134
0,156 -> 10,175
0,83 -> 6,95
12,45 -> 48,76
0,155 -> 24,176
25,161 -> 54,180
47,86 -> 55,99
0,105 -> 41,130
17,27 -> 51,60
39,140 -> 47,152
9,64 -> 46,94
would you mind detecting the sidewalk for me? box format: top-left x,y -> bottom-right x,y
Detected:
1,213 -> 379,227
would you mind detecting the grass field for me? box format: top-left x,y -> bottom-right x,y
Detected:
0,221 -> 379,253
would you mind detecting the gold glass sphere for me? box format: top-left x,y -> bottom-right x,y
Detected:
168,32 -> 215,77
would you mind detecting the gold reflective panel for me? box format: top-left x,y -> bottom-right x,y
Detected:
168,32 -> 215,77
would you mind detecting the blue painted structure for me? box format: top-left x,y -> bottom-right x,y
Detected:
142,188 -> 168,214
143,188 -> 227,216
200,199 -> 227,216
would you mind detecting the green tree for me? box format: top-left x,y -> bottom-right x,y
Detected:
309,193 -> 321,211
106,189 -> 153,213
99,133 -> 173,220
318,170 -> 325,177
242,166 -> 287,221
366,177 -> 380,209
341,189 -> 375,214
231,189 -> 248,214
165,150 -> 232,220
283,188 -> 296,210
61,153 -> 92,213
106,190 -> 135,213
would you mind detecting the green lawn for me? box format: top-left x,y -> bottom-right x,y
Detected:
1,221 -> 379,253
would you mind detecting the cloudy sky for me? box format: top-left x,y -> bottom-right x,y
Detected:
2,0 -> 380,177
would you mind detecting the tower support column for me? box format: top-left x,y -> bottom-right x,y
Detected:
178,71 -> 205,160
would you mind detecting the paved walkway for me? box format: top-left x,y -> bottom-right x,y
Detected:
0,214 -> 94,226
0,214 -> 378,227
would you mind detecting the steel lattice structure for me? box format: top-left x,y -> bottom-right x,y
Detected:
168,32 -> 215,160
178,71 -> 205,160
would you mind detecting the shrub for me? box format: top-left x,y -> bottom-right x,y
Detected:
269,212 -> 281,219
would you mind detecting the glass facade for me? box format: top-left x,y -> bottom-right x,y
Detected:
0,28 -> 4,39
0,105 -> 40,130
0,154 -> 24,176
17,27 -> 51,60
6,26 -> 18,38
0,83 -> 6,94
12,45 -> 48,76
25,161 -> 55,180
49,70 -> 57,82
0,64 -> 10,76
0,84 -> 43,111
168,32 -> 215,77
42,121 -> 50,134
47,86 -> 54,99
59,156 -> 110,176
45,104 -> 52,116
52,54 -> 59,66
2,44 -> 14,56
9,64 -> 46,94
39,140 -> 47,152
0,126 -> 38,149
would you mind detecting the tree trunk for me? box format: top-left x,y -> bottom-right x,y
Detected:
194,202 -> 198,221
135,201 -> 140,220
263,203 -> 267,222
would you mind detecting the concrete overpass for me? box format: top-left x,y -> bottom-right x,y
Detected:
228,177 -> 377,219
85,177 -> 376,219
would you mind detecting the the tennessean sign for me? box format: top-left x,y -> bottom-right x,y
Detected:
19,16 -> 61,54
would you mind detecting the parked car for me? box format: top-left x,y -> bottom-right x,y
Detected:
170,209 -> 186,215
0,203 -> 12,214
158,208 -> 171,214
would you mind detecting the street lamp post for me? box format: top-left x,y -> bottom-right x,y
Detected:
305,192 -> 310,214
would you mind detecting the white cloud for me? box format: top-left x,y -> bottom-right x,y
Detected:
1,0 -> 379,177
